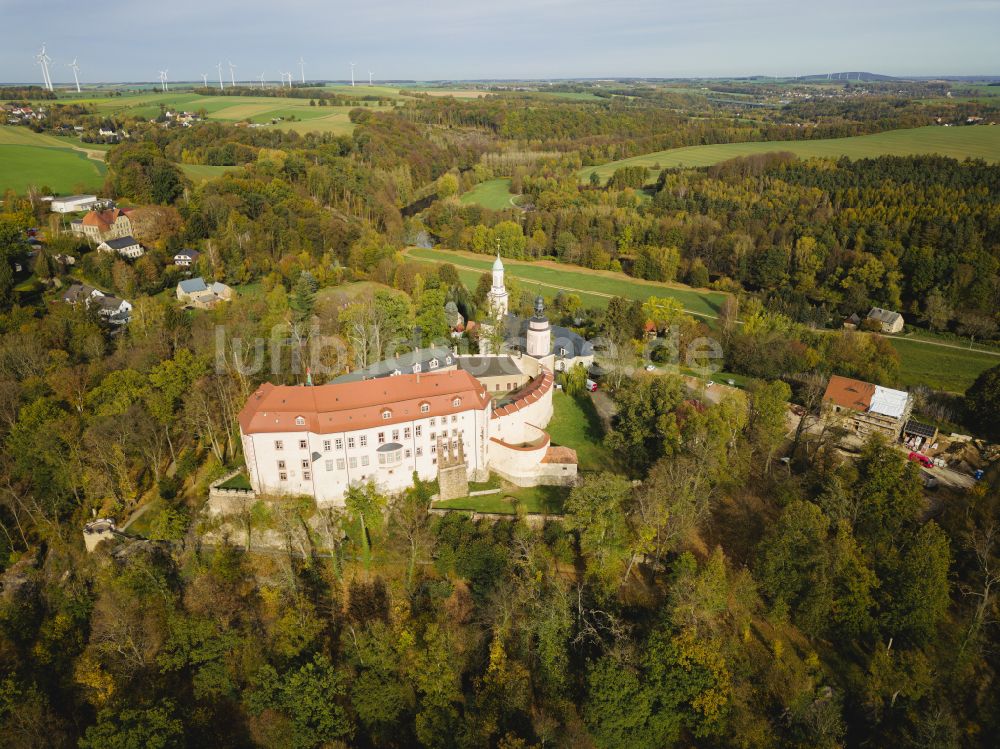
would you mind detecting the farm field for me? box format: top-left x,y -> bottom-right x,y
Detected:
459,178 -> 517,210
579,125 -> 1000,183
890,337 -> 999,393
35,91 -> 391,135
0,126 -> 106,193
404,246 -> 728,318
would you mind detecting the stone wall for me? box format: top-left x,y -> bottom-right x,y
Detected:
207,470 -> 258,516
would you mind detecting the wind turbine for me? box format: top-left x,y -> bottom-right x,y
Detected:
285,72 -> 294,88
298,56 -> 306,84
350,62 -> 356,87
259,72 -> 265,89
201,73 -> 208,87
36,45 -> 53,91
217,61 -> 224,90
228,60 -> 237,87
68,58 -> 81,93
368,70 -> 373,86
159,70 -> 169,92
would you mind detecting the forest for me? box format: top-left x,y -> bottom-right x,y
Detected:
1,79 -> 999,748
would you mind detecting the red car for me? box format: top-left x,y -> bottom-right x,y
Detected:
908,451 -> 933,469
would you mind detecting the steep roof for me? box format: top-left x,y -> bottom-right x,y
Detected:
82,207 -> 130,231
823,375 -> 875,412
332,346 -> 455,383
178,277 -> 208,294
239,370 -> 489,435
867,307 -> 902,325
457,355 -> 523,378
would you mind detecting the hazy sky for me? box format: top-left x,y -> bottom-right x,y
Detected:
2,0 -> 998,84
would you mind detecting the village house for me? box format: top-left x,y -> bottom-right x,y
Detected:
97,235 -> 145,259
822,374 -> 913,440
176,277 -> 233,308
71,207 -> 134,243
173,249 -> 200,267
867,307 -> 905,334
61,283 -> 132,325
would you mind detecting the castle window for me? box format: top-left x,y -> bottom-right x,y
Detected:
404,427 -> 411,439
325,460 -> 334,471
451,415 -> 457,423
303,471 -> 311,480
381,409 -> 391,420
323,440 -> 331,451
415,426 -> 422,437
392,429 -> 399,441
335,438 -> 343,450
413,363 -> 421,373
349,457 -> 358,469
274,440 -> 284,450
420,402 -> 430,413
295,416 -> 305,426
429,358 -> 439,369
301,459 -> 309,469
452,397 -> 461,407
279,472 -> 287,481
277,460 -> 286,470
360,435 -> 368,447
416,447 -> 423,457
337,458 -> 346,470
376,432 -> 384,445
405,449 -> 412,458
446,356 -> 452,364
361,456 -> 370,467
430,418 -> 436,427
298,440 -> 307,450
348,437 -> 355,449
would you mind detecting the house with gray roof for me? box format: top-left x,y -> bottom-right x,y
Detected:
867,307 -> 904,334
97,235 -> 144,259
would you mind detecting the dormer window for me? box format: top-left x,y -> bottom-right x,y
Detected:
429,358 -> 439,369
295,416 -> 305,426
420,402 -> 430,413
446,356 -> 452,364
452,397 -> 462,407
413,363 -> 421,373
381,409 -> 392,420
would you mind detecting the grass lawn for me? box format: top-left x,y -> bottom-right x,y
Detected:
217,473 -> 253,491
405,246 -> 727,319
459,178 -> 517,210
548,390 -> 615,471
579,125 -> 1000,183
180,163 -> 242,182
0,143 -> 106,194
890,338 -> 998,393
434,484 -> 568,514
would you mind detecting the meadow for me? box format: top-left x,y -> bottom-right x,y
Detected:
0,126 -> 106,193
459,178 -> 517,210
890,337 -> 999,393
578,125 -> 1000,183
404,246 -> 728,318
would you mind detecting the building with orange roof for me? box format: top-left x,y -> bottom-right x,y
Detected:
71,207 -> 134,244
237,354 -> 575,507
822,374 -> 912,440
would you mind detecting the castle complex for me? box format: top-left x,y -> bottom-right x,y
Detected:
237,257 -> 578,505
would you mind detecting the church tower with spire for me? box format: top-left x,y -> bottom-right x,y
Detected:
487,248 -> 509,317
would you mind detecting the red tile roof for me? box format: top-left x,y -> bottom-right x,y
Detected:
239,370 -> 490,435
81,207 -> 131,231
823,374 -> 875,412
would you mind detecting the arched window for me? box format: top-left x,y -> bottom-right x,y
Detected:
452,397 -> 462,407
381,409 -> 392,420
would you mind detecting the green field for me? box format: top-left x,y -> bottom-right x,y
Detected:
579,125 -> 1000,183
404,246 -> 728,318
890,337 -> 999,393
459,178 -> 517,210
0,127 -> 106,193
179,163 -> 242,181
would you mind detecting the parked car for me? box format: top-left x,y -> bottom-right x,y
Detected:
585,379 -> 598,392
908,451 -> 934,468
645,364 -> 656,372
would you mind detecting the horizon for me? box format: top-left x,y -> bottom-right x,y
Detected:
3,0 -> 999,85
